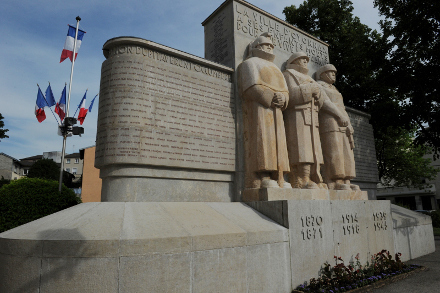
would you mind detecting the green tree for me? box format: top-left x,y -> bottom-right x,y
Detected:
27,158 -> 74,186
0,113 -> 9,141
373,0 -> 440,158
27,158 -> 60,180
376,127 -> 438,188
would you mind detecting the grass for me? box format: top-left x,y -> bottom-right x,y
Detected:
433,227 -> 440,236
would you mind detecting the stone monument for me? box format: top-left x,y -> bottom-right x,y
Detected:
0,1 -> 435,292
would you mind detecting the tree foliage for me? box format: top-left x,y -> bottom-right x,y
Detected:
283,0 -> 439,186
27,158 -> 75,187
0,113 -> 9,141
28,158 -> 60,181
376,127 -> 438,188
283,0 -> 389,110
374,0 -> 440,158
0,178 -> 81,232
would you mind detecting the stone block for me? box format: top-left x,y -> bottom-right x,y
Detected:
288,200 -> 334,288
101,176 -> 234,202
330,201 -> 370,265
408,224 -> 435,259
40,257 -> 119,293
393,227 -> 412,262
119,253 -> 191,293
160,202 -> 246,251
207,202 -> 289,245
192,247 -> 247,293
246,242 -> 291,293
329,190 -> 368,200
364,200 -> 395,257
119,202 -> 192,255
0,254 -> 41,293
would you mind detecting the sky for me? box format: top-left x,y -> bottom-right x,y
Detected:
0,0 -> 383,160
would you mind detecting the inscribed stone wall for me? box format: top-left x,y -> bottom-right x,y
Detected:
203,0 -> 329,71
96,39 -> 235,172
268,200 -> 394,288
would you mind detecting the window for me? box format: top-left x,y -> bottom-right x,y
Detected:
66,159 -> 71,164
72,168 -> 77,175
65,168 -> 70,173
75,158 -> 79,164
23,169 -> 29,175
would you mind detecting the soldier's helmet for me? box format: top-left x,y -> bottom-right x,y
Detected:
252,32 -> 274,49
287,52 -> 309,64
316,64 -> 337,80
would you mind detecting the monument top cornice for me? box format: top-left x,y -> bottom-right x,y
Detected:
202,0 -> 329,47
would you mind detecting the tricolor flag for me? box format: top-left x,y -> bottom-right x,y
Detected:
77,91 -> 88,125
45,83 -> 56,107
88,94 -> 98,113
55,85 -> 67,121
60,25 -> 86,63
35,86 -> 47,123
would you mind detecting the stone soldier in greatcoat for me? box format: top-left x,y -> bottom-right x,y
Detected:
238,33 -> 291,189
316,64 -> 360,191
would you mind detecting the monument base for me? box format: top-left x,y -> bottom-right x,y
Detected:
242,188 -> 368,201
0,201 -> 434,292
0,202 -> 291,293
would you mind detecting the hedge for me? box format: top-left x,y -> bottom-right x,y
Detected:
0,178 -> 81,233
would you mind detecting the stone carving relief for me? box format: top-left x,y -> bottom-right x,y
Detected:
316,64 -> 360,191
238,33 -> 292,189
239,34 -> 361,192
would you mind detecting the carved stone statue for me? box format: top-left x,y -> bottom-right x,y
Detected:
283,52 -> 348,189
316,64 -> 360,191
238,33 -> 291,189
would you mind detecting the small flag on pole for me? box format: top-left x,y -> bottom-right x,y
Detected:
45,83 -> 56,107
60,25 -> 86,63
55,85 -> 67,121
88,94 -> 98,112
77,91 -> 88,125
35,86 -> 47,123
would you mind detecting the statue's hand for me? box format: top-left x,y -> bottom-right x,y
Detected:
271,93 -> 286,108
337,116 -> 349,127
346,124 -> 354,135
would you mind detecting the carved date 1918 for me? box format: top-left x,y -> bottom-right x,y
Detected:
342,213 -> 360,235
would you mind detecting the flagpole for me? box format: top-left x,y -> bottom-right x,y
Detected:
59,16 -> 81,192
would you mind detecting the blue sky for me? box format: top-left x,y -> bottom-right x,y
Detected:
0,0 -> 382,160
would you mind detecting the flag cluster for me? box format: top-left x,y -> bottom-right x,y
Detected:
35,84 -> 96,125
34,23 -> 93,124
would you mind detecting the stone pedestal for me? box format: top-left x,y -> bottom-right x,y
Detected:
243,188 -> 368,201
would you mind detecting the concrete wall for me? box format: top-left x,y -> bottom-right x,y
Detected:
391,204 -> 436,261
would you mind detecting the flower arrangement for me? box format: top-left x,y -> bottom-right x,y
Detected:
294,250 -> 420,293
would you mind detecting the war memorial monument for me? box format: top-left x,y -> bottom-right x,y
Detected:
0,1 -> 435,292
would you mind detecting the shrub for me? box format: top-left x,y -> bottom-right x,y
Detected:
0,178 -> 81,233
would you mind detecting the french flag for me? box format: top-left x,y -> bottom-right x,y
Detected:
60,25 -> 85,63
35,86 -> 47,123
77,91 -> 88,125
55,85 -> 67,121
